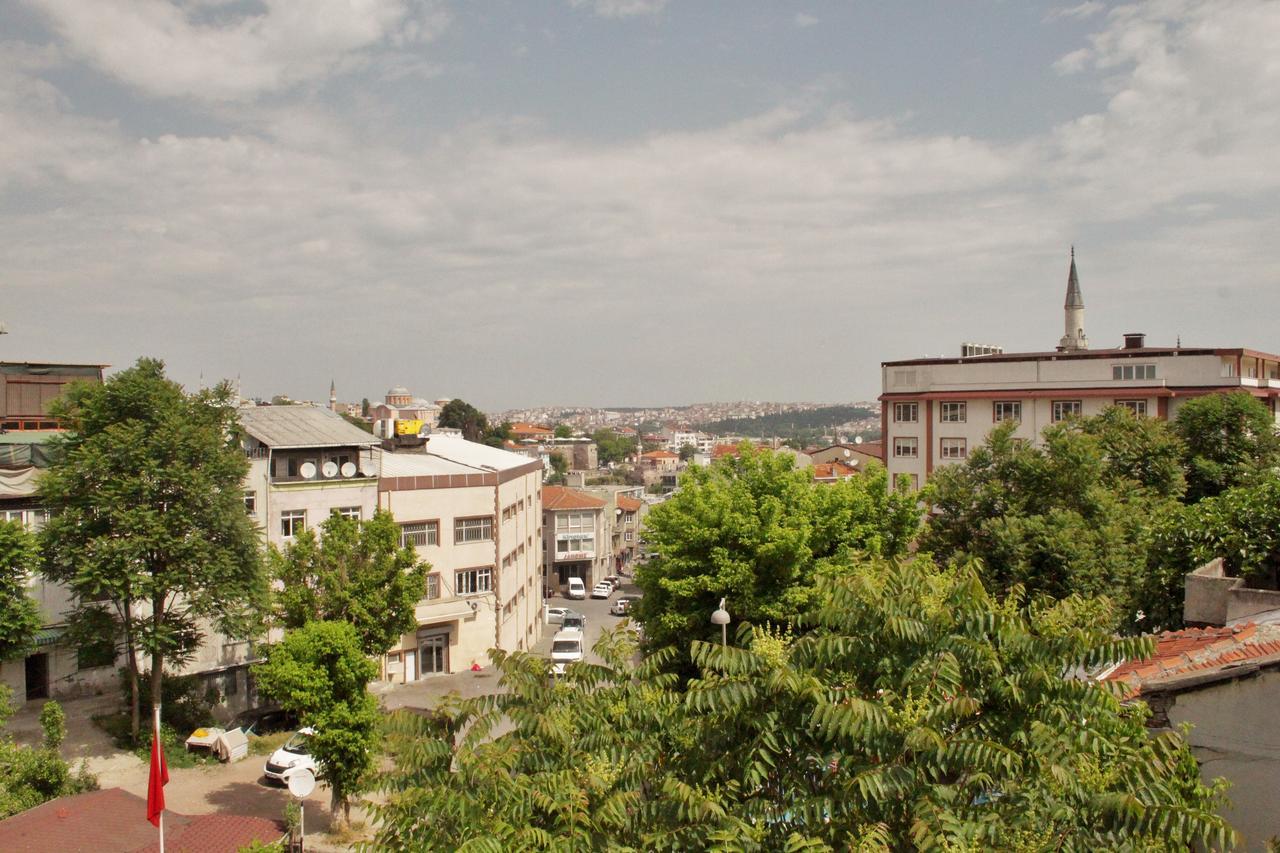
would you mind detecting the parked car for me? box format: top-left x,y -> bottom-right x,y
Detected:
545,606 -> 570,625
561,612 -> 586,633
610,597 -> 634,616
591,582 -> 613,599
232,706 -> 299,737
549,630 -> 585,676
567,577 -> 587,599
603,575 -> 621,589
263,727 -> 317,784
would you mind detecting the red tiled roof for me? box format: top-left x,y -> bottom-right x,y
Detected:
617,495 -> 643,511
813,461 -> 859,480
0,788 -> 284,853
712,444 -> 742,458
641,450 -> 678,459
1102,623 -> 1280,697
543,485 -> 607,510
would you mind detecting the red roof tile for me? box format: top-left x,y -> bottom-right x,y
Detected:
616,495 -> 643,511
1103,623 -> 1280,697
542,485 -> 607,510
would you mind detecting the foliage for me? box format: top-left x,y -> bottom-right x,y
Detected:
438,398 -> 511,447
39,701 -> 65,751
0,686 -> 99,820
340,413 -> 374,434
1154,474 -> 1280,589
254,621 -> 379,826
39,357 -> 265,743
367,559 -> 1234,851
553,424 -> 573,439
634,445 -> 922,664
591,428 -> 638,466
698,404 -> 876,442
678,443 -> 697,461
1174,391 -> 1280,502
236,840 -> 285,853
546,451 -> 569,485
121,666 -> 216,739
921,416 -> 1186,632
0,519 -> 41,663
270,510 -> 427,657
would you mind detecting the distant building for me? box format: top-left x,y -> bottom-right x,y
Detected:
812,461 -> 859,483
808,442 -> 884,472
369,385 -> 442,436
881,252 -> 1280,489
509,422 -> 554,442
1,362 -> 105,431
542,485 -> 613,592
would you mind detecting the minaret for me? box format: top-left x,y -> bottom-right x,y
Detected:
329,379 -> 338,412
1057,247 -> 1088,352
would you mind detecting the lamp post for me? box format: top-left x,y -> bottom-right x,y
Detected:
710,598 -> 730,645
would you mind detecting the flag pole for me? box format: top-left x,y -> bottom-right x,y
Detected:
156,704 -> 165,853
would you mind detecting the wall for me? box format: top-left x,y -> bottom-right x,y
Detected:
247,457 -> 379,549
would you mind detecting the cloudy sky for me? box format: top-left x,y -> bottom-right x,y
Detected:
2,1 -> 1278,409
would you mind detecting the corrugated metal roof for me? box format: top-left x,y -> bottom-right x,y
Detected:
237,406 -> 380,449
426,434 -> 536,472
380,452 -> 482,478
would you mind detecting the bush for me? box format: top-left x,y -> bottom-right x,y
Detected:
39,701 -> 65,751
116,669 -> 214,744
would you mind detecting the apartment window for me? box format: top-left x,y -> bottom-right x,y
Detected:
334,506 -> 361,521
454,516 -> 494,543
1052,400 -> 1083,422
243,492 -> 256,515
281,510 -> 306,539
624,531 -> 634,542
993,401 -> 1022,423
426,574 -> 441,600
557,535 -> 594,555
623,511 -> 635,524
455,567 -> 493,595
555,512 -> 593,532
893,402 -> 919,423
940,438 -> 967,460
286,457 -> 299,478
400,521 -> 439,548
1117,400 -> 1148,417
1112,364 -> 1156,381
939,402 -> 966,423
893,437 -> 919,458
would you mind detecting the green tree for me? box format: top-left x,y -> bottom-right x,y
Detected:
0,686 -> 98,820
546,451 -> 569,485
270,510 -> 427,657
483,420 -> 512,448
437,399 -> 489,442
678,442 -> 696,461
340,413 -> 373,434
0,520 -> 41,663
591,429 -> 638,466
1154,474 -> 1280,589
369,559 -> 1234,850
360,397 -> 371,418
39,358 -> 265,742
1174,391 -> 1280,502
553,423 -> 573,439
634,445 -> 922,663
254,620 -> 379,827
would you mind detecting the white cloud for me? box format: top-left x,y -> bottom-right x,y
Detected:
794,12 -> 819,28
22,0 -> 447,100
1047,1 -> 1106,21
568,0 -> 670,19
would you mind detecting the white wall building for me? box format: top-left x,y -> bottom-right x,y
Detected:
882,254 -> 1280,489
377,435 -> 544,680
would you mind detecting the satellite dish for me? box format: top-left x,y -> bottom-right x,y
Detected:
340,462 -> 357,478
842,449 -> 851,458
322,461 -> 339,478
299,462 -> 317,480
359,462 -> 376,477
287,768 -> 316,798
854,436 -> 864,445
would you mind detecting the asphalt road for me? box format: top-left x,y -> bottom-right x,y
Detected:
533,578 -> 642,664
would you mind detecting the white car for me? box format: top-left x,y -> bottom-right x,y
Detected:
264,727 -> 317,784
591,582 -> 613,599
549,630 -> 584,676
566,577 -> 587,599
545,606 -> 570,625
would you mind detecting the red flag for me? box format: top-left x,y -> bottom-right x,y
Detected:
146,722 -> 169,827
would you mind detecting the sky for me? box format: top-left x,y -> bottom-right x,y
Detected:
2,0 -> 1279,410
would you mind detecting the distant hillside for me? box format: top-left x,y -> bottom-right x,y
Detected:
698,405 -> 877,440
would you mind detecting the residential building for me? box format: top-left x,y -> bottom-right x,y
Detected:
808,441 -> 884,471
239,405 -> 382,549
509,422 -> 554,442
881,253 -> 1280,489
542,485 -> 612,592
580,485 -> 648,573
377,435 -> 543,680
812,461 -> 859,483
1,362 -> 106,431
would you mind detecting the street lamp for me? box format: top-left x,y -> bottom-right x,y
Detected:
710,597 -> 730,645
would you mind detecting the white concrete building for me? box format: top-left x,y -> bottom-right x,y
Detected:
377,435 -> 544,680
882,254 -> 1280,489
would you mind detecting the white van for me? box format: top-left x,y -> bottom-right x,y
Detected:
566,577 -> 587,599
549,630 -> 584,676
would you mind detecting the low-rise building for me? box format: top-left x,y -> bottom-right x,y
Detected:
542,485 -> 612,592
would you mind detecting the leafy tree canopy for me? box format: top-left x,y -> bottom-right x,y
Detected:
591,428 -> 638,466
39,357 -> 264,741
546,451 -> 569,485
438,398 -> 489,442
254,620 -> 379,826
1174,391 -> 1280,502
634,445 -> 922,661
553,424 -> 573,439
0,520 -> 41,663
270,510 -> 427,656
370,558 -> 1234,851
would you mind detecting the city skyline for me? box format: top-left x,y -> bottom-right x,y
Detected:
2,1 -> 1278,409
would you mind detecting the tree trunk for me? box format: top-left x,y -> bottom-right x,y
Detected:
122,603 -> 141,743
151,592 -> 164,735
331,787 -> 347,830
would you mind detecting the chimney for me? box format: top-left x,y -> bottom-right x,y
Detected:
1123,332 -> 1146,350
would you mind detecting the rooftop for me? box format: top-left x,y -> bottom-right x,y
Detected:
425,433 -> 538,472
1102,623 -> 1280,698
882,344 -> 1280,368
238,405 -> 380,450
543,485 -> 608,511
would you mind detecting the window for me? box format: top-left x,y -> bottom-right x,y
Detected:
893,437 -> 919,458
400,521 -> 438,548
624,531 -> 634,542
993,401 -> 1022,422
940,438 -> 967,460
1112,364 -> 1156,381
286,457 -> 299,478
939,402 -> 966,423
893,402 -> 918,423
76,637 -> 115,671
426,574 -> 440,600
555,512 -> 594,532
223,671 -> 238,696
455,567 -> 493,595
281,509 -> 306,539
334,506 -> 361,521
1117,399 -> 1148,417
557,535 -> 594,554
243,492 -> 256,514
1052,400 -> 1083,422
454,516 -> 494,543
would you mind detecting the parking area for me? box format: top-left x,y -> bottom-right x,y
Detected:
532,577 -> 642,664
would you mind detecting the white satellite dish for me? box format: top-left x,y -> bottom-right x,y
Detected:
854,436 -> 864,445
340,462 -> 357,478
321,461 -> 339,478
287,768 -> 316,798
359,462 -> 376,477
842,449 -> 851,458
299,462 -> 317,480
